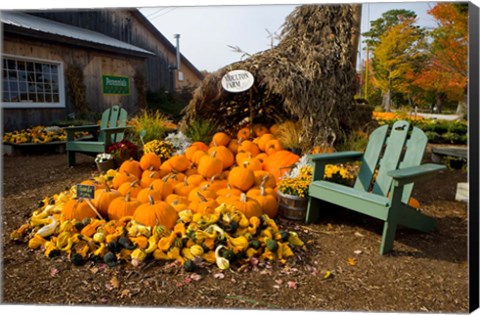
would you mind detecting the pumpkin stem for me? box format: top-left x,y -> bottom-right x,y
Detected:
148,195 -> 155,205
196,191 -> 207,203
240,193 -> 247,203
125,192 -> 131,202
149,171 -> 157,179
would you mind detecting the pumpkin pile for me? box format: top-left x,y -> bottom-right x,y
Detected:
11,124 -> 309,271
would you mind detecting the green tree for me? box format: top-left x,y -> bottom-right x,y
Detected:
371,18 -> 426,111
362,9 -> 418,47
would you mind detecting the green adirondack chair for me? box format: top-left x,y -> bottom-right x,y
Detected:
306,120 -> 446,255
65,105 -> 130,166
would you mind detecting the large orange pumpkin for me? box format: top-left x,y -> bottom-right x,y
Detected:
118,180 -> 142,198
119,159 -> 143,179
107,193 -> 142,221
227,164 -> 255,192
133,197 -> 178,229
150,176 -> 175,200
197,153 -> 223,178
139,152 -> 161,171
212,132 -> 231,147
136,185 -> 163,203
248,186 -> 278,218
93,186 -> 122,218
111,171 -> 138,189
263,150 -> 300,183
232,193 -> 263,219
238,140 -> 260,157
208,145 -> 234,170
236,127 -> 251,140
168,154 -> 190,173
62,198 -> 98,221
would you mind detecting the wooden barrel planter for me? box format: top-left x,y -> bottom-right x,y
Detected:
277,191 -> 308,221
96,159 -> 115,173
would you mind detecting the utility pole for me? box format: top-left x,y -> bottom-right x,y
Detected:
364,44 -> 369,99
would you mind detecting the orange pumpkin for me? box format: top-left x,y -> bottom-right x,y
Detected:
62,198 -> 98,221
208,145 -> 234,170
212,132 -> 231,147
188,184 -> 217,202
269,124 -> 279,134
186,174 -> 205,186
107,193 -> 142,221
263,150 -> 300,183
139,152 -> 161,171
232,193 -> 263,219
197,153 -> 223,179
192,150 -> 208,166
111,171 -> 138,189
185,145 -> 200,162
80,179 -> 106,190
93,186 -> 122,218
236,127 -> 251,140
238,140 -> 260,157
216,184 -> 243,198
140,168 -> 162,188
118,180 -> 142,198
191,141 -> 210,152
150,176 -> 175,200
133,197 -> 178,229
253,171 -> 277,188
168,154 -> 190,173
189,192 -> 219,215
136,185 -> 163,203
235,151 -> 252,166
253,124 -> 269,137
264,139 -> 284,155
227,138 -> 242,155
257,133 -> 275,152
248,186 -> 278,218
119,159 -> 143,179
241,157 -> 263,171
227,164 -> 255,192
174,177 -> 196,197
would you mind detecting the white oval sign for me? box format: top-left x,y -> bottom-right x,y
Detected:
221,70 -> 254,93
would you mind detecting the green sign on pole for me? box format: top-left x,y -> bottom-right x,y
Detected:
102,75 -> 130,95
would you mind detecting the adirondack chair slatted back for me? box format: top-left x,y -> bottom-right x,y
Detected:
98,105 -> 128,143
353,120 -> 427,204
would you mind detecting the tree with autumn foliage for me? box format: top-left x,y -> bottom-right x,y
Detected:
370,17 -> 427,111
412,3 -> 468,115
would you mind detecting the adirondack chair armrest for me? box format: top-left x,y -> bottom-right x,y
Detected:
308,151 -> 363,181
308,151 -> 363,163
64,125 -> 100,141
388,163 -> 447,187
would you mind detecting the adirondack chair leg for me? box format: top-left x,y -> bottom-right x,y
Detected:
305,197 -> 322,224
68,151 -> 76,167
379,218 -> 399,255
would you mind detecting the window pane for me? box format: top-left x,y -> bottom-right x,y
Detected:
18,70 -> 27,81
10,91 -> 19,102
3,91 -> 10,102
45,94 -> 52,102
3,81 -> 9,93
52,94 -> 59,102
17,61 -> 26,71
34,63 -> 42,72
7,59 -> 16,69
26,62 -> 34,72
37,93 -> 45,102
8,71 -> 17,80
42,64 -> 51,74
9,81 -> 18,93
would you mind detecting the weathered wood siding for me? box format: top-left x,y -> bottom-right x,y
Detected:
3,35 -> 145,131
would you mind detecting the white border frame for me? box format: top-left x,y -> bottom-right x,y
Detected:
1,54 -> 66,109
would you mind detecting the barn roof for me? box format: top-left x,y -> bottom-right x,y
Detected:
1,11 -> 155,57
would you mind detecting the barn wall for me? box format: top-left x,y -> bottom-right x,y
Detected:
2,36 -> 145,131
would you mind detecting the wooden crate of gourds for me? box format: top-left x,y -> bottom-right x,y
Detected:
11,124 -> 307,271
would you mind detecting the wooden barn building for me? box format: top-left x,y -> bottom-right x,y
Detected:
1,9 -> 204,131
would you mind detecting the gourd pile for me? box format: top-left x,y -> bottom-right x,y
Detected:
11,125 -> 307,271
3,125 -> 90,144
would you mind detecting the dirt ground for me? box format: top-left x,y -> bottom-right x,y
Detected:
0,147 -> 470,313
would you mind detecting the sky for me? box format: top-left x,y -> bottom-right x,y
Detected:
138,2 -> 439,72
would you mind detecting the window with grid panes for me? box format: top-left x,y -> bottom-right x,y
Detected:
2,55 -> 65,108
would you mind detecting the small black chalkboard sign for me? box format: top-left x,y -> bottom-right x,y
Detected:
76,184 -> 95,199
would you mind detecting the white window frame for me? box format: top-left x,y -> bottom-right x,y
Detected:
2,54 -> 66,109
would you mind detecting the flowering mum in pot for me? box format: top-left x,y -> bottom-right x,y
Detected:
107,139 -> 138,161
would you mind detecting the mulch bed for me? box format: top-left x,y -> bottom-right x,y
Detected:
1,149 -> 470,312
